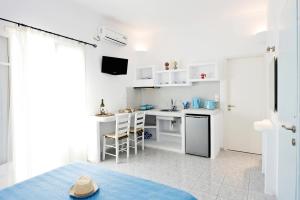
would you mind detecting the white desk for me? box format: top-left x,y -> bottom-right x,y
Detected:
87,115 -> 124,163
87,110 -> 183,163
87,109 -> 221,163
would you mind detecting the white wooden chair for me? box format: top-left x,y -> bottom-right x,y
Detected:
103,113 -> 131,163
129,112 -> 145,155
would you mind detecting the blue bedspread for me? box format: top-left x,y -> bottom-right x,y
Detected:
0,162 -> 197,200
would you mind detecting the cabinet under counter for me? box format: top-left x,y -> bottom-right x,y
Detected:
144,109 -> 222,159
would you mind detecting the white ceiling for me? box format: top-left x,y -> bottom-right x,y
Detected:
68,0 -> 268,30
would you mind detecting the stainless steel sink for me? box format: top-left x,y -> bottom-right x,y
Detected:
160,109 -> 178,112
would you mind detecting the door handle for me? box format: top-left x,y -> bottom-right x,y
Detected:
282,124 -> 296,133
227,105 -> 235,111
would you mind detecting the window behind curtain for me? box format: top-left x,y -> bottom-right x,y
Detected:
8,28 -> 87,182
0,36 -> 9,165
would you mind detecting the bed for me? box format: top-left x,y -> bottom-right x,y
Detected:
0,162 -> 197,200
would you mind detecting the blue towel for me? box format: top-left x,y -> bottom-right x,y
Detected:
0,162 -> 197,200
144,131 -> 152,139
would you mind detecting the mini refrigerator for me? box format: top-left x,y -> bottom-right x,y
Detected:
185,114 -> 210,157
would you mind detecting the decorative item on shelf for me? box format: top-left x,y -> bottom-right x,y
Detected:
173,61 -> 178,70
200,73 -> 207,79
100,99 -> 106,115
182,101 -> 190,109
164,62 -> 170,70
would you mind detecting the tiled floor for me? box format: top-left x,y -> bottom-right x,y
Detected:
100,148 -> 277,200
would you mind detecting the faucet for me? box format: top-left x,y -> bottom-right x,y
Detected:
171,99 -> 177,111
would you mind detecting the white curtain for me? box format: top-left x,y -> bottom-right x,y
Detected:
0,36 -> 9,166
8,27 -> 87,183
0,64 -> 9,165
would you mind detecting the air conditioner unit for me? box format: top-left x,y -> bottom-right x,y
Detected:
96,27 -> 128,46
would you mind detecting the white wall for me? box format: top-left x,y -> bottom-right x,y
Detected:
267,0 -> 288,50
135,11 -> 267,67
0,0 -> 137,114
129,5 -> 267,110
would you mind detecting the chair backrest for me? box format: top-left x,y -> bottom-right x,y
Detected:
133,112 -> 145,132
115,113 -> 131,137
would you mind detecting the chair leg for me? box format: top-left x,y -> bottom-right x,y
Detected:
127,137 -> 130,159
103,136 -> 106,161
134,133 -> 137,155
116,139 -> 119,164
142,131 -> 145,151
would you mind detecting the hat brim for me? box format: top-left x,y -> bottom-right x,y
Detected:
69,182 -> 99,199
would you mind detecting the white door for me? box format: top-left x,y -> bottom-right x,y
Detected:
224,56 -> 267,154
277,0 -> 298,199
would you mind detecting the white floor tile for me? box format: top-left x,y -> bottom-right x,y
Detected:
100,148 -> 274,200
248,191 -> 277,200
222,176 -> 249,189
218,185 -> 248,200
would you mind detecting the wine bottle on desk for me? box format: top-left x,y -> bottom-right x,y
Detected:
100,99 -> 106,115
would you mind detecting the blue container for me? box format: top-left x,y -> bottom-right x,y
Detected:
182,100 -> 190,109
140,104 -> 154,111
192,97 -> 201,109
204,100 -> 217,110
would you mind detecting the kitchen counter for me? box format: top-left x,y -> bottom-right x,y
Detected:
146,108 -> 220,117
90,109 -> 220,122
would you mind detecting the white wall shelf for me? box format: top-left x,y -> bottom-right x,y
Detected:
133,62 -> 219,88
154,69 -> 191,87
188,62 -> 219,82
144,137 -> 182,153
144,125 -> 156,129
159,132 -> 182,138
189,78 -> 219,82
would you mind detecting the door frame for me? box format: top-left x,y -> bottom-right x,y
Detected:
220,54 -> 267,152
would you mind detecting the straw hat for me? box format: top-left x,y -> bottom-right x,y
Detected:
69,176 -> 98,197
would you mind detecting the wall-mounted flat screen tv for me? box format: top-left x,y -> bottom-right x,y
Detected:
101,56 -> 128,75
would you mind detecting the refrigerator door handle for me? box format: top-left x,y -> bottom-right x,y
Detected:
186,115 -> 208,118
